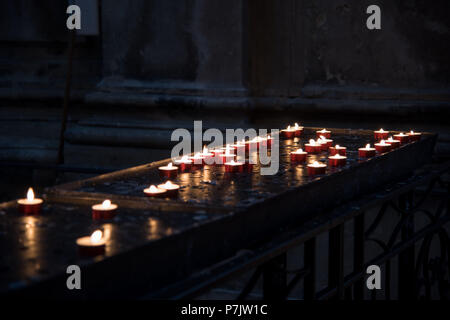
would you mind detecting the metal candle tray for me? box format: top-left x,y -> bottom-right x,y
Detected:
0,128 -> 437,298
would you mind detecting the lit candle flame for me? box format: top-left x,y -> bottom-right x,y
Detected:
379,140 -> 388,145
164,181 -> 173,187
335,145 -> 340,148
365,144 -> 371,149
309,139 -> 317,146
102,200 -> 111,209
90,230 -> 103,244
181,156 -> 189,161
319,135 -> 326,141
410,130 -> 414,134
294,123 -> 300,129
310,161 -> 321,167
149,185 -> 158,192
379,128 -> 384,132
287,125 -> 291,130
27,188 -> 34,201
268,135 -> 271,139
320,129 -> 327,132
229,160 -> 236,165
168,163 -> 173,168
295,148 -> 304,153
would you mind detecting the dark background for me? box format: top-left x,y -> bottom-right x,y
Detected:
0,0 -> 449,201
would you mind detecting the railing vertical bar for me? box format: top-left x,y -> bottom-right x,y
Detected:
354,214 -> 365,300
398,192 -> 416,300
262,253 -> 287,300
329,224 -> 344,300
304,238 -> 316,300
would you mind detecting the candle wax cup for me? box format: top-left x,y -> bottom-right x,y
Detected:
386,139 -> 401,149
17,199 -> 43,215
328,156 -> 347,167
290,152 -> 307,163
174,160 -> 192,172
76,236 -> 106,257
375,143 -> 391,154
394,134 -> 410,145
224,162 -> 244,173
320,140 -> 333,151
374,131 -> 389,140
358,148 -> 376,158
242,161 -> 255,173
305,144 -> 322,154
316,131 -> 331,139
408,132 -> 422,142
144,187 -> 167,198
329,147 -> 347,156
294,128 -> 303,137
92,203 -> 118,220
157,183 -> 180,198
307,164 -> 326,176
158,166 -> 178,179
281,130 -> 295,139
216,153 -> 235,165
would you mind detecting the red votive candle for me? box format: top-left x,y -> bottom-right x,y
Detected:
174,156 -> 193,171
143,185 -> 167,198
246,138 -> 260,152
393,133 -> 410,145
92,200 -> 118,220
318,137 -> 333,151
189,153 -> 206,167
217,153 -> 236,165
316,129 -> 331,139
158,163 -> 178,179
17,188 -> 43,215
329,145 -> 347,156
281,126 -> 296,139
290,148 -> 307,163
307,161 -> 327,176
407,130 -> 422,142
359,144 -> 376,158
294,123 -> 304,137
220,144 -> 237,155
375,140 -> 392,154
305,139 -> 322,154
232,142 -> 247,155
386,137 -> 401,149
77,230 -> 106,257
158,181 -> 180,198
374,129 -> 389,141
329,155 -> 347,167
224,160 -> 244,173
242,161 -> 255,173
200,147 -> 215,165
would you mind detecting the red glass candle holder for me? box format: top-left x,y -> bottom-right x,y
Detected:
328,155 -> 347,167
408,132 -> 422,142
242,161 -> 255,173
217,153 -> 235,165
157,182 -> 180,198
316,130 -> 331,139
375,143 -> 392,154
307,163 -> 327,176
281,130 -> 296,139
329,146 -> 347,156
374,130 -> 389,141
18,201 -> 43,215
393,134 -> 410,145
158,164 -> 178,179
224,161 -> 244,173
174,158 -> 193,171
92,201 -> 118,220
143,186 -> 167,198
386,139 -> 401,149
77,232 -> 106,257
358,146 -> 376,158
290,151 -> 307,163
305,144 -> 322,154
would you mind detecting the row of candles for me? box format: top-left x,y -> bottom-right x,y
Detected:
16,126 -> 422,256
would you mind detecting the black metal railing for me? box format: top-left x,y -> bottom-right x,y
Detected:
147,161 -> 450,300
